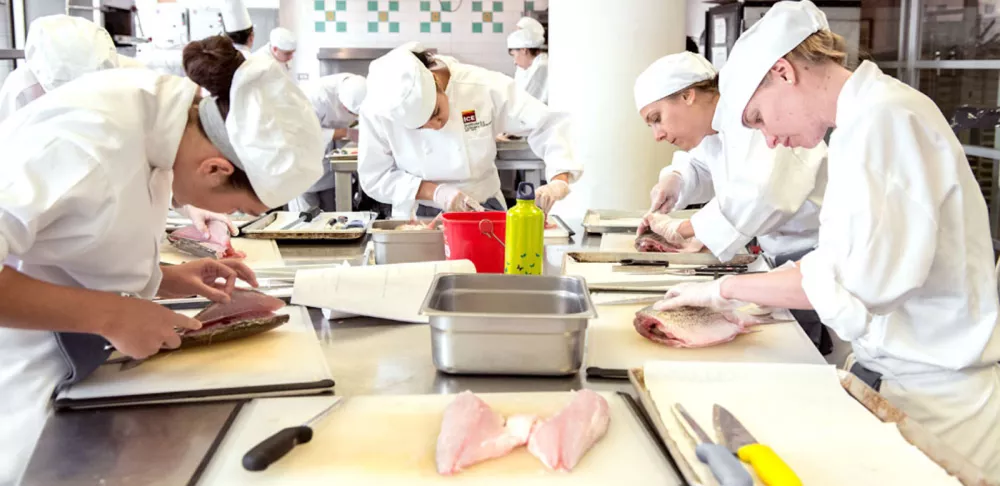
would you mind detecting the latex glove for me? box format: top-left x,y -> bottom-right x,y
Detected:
158,259 -> 259,303
433,184 -> 483,212
636,212 -> 686,245
535,180 -> 571,213
653,276 -> 743,311
649,172 -> 683,214
178,205 -> 238,237
98,296 -> 202,358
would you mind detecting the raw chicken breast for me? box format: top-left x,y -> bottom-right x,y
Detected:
527,389 -> 610,471
436,391 -> 538,475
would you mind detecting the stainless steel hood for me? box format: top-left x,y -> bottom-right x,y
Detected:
317,47 -> 437,77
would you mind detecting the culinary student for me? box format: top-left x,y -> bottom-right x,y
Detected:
0,36 -> 322,484
633,52 -> 832,353
253,27 -> 296,72
221,0 -> 254,58
289,73 -> 368,212
358,45 -> 581,217
655,1 -> 1000,475
507,17 -> 548,104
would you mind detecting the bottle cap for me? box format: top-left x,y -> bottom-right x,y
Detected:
516,182 -> 536,200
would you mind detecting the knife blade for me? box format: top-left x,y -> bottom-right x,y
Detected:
674,404 -> 752,486
714,404 -> 801,486
243,398 -> 345,471
280,207 -> 323,230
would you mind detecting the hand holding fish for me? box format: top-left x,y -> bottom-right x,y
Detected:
177,205 -> 238,237
654,277 -> 743,312
99,296 -> 202,359
158,259 -> 259,303
637,213 -> 687,243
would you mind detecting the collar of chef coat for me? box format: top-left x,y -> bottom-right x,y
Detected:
145,76 -> 200,171
835,60 -> 879,133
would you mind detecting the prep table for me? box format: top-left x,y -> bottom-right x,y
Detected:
20,220 -> 827,485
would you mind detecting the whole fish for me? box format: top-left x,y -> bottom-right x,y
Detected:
634,231 -> 702,253
167,220 -> 246,259
633,306 -> 775,348
115,289 -> 288,370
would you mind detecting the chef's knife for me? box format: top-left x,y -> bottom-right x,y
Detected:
674,404 -> 753,486
280,207 -> 323,230
243,398 -> 345,471
714,404 -> 801,486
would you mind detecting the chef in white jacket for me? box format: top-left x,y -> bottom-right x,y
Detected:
507,17 -> 548,104
358,46 -> 581,217
633,52 -> 832,352
253,27 -> 296,72
0,36 -> 322,484
221,0 -> 254,58
656,1 -> 1000,476
289,73 -> 367,212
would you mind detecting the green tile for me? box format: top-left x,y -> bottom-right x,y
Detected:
525,1 -> 534,11
336,21 -> 347,32
367,1 -> 378,11
336,0 -> 346,10
420,22 -> 431,33
493,1 -> 503,11
389,1 -> 398,11
315,21 -> 326,32
368,21 -> 378,32
389,22 -> 399,33
472,1 -> 482,12
441,1 -> 452,10
420,1 -> 430,11
493,22 -> 503,33
472,22 -> 482,33
314,0 -> 325,11
441,22 -> 451,33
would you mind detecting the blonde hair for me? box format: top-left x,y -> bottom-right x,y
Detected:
786,30 -> 848,66
667,75 -> 720,101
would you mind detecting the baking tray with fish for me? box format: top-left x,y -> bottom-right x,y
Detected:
583,208 -> 698,234
239,211 -> 376,241
565,251 -> 758,267
627,368 -> 993,486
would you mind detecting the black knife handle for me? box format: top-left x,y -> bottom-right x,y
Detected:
302,207 -> 323,222
242,425 -> 313,471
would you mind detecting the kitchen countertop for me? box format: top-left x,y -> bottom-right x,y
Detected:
20,223 -> 820,485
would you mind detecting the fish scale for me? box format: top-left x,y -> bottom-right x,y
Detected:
633,306 -> 773,348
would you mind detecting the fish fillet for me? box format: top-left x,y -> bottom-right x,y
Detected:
168,220 -> 245,259
436,391 -> 538,475
634,231 -> 702,253
526,389 -> 610,472
633,306 -> 774,348
193,288 -> 286,326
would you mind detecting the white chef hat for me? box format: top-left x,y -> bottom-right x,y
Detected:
198,55 -> 324,207
507,28 -> 544,49
337,74 -> 367,114
516,17 -> 545,36
220,0 -> 253,32
269,27 -> 296,51
25,15 -> 119,92
365,47 -> 437,129
714,0 -> 829,131
633,52 -> 717,113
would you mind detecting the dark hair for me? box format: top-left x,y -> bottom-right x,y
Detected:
412,50 -> 436,69
507,48 -> 543,56
182,35 -> 253,192
685,36 -> 698,54
225,26 -> 253,47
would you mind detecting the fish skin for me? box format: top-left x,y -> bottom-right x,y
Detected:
168,220 -> 246,259
436,391 -> 537,475
633,306 -> 774,348
526,389 -> 610,471
194,288 -> 285,325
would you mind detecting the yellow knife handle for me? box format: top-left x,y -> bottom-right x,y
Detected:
737,443 -> 802,486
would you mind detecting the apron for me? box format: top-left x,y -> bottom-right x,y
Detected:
772,247 -> 832,355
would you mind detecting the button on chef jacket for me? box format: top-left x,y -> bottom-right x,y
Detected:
514,53 -> 548,105
358,56 -> 581,218
669,124 -> 827,262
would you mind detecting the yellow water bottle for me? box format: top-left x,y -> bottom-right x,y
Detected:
505,182 -> 544,275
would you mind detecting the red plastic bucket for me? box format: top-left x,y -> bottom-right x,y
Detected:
441,211 -> 507,273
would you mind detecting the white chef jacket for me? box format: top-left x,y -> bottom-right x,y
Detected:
358,57 -> 580,218
799,61 -> 1000,476
0,66 -> 46,125
0,68 -> 196,485
514,52 -> 548,104
668,124 -> 827,262
252,43 -> 289,71
235,43 -> 252,59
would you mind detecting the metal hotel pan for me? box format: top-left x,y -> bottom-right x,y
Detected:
369,220 -> 445,264
420,273 -> 597,376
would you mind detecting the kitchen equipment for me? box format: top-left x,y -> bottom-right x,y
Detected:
441,212 -> 507,273
583,208 -> 698,234
674,404 -> 753,486
159,238 -> 283,267
198,392 -> 681,485
241,211 -> 376,240
505,182 -> 545,275
544,214 -> 574,239
243,399 -> 346,471
370,220 -> 446,265
714,405 -> 801,486
421,273 -> 597,375
281,207 -> 323,230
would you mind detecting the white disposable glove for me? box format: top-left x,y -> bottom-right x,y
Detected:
653,276 -> 743,311
650,172 -> 683,214
177,205 -> 238,237
535,180 -> 571,213
433,184 -> 483,212
636,212 -> 686,244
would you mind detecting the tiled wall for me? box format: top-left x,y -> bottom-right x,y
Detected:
295,0 -> 548,79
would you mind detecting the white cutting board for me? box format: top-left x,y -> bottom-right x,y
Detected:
57,306 -> 331,402
585,294 -> 825,370
198,392 -> 681,485
159,237 -> 284,267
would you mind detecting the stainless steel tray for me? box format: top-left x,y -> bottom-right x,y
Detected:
583,208 -> 697,234
370,220 -> 445,264
565,251 -> 757,266
420,273 -> 597,376
240,211 -> 375,240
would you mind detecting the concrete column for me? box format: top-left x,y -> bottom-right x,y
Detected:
548,0 -> 685,217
